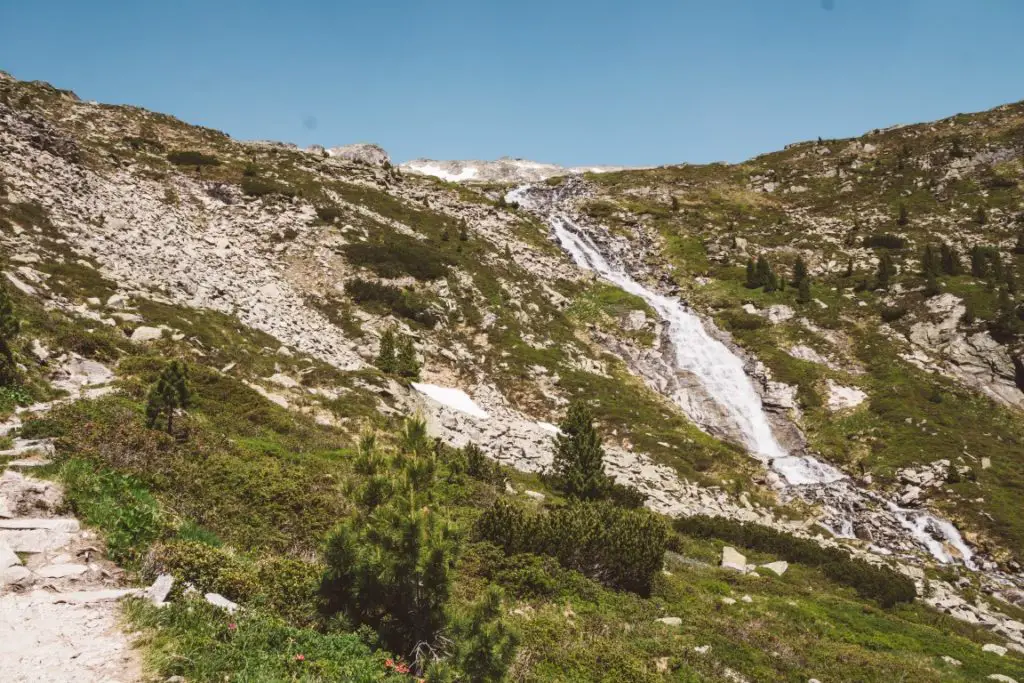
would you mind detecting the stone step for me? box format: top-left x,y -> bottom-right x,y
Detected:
0,518 -> 80,533
6,457 -> 54,469
0,529 -> 74,554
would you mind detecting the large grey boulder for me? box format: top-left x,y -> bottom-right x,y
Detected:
721,546 -> 747,572
325,143 -> 390,167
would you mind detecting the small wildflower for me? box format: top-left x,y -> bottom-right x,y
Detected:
396,663 -> 410,674
385,658 -> 394,669
227,623 -> 237,631
294,654 -> 305,662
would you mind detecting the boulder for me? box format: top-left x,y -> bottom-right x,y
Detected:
940,656 -> 961,666
37,563 -> 89,579
721,546 -> 747,572
761,561 -> 789,576
130,326 -> 163,343
654,616 -> 682,627
147,573 -> 175,605
987,676 -> 1017,683
982,643 -> 1007,656
205,592 -> 240,614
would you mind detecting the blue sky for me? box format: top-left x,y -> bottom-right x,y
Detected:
1,1 -> 1023,166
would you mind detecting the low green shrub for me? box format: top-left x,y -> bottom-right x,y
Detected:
344,278 -> 439,327
673,515 -> 916,607
166,150 -> 220,167
61,458 -> 165,565
342,234 -> 451,281
241,177 -> 296,199
880,305 -> 909,323
475,499 -> 667,595
863,234 -> 907,249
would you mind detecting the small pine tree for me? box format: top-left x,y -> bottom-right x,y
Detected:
1007,271 -> 1018,295
940,243 -> 960,275
745,258 -> 758,288
921,244 -> 941,276
552,402 -> 608,500
877,252 -> 896,290
992,252 -> 1005,282
993,289 -> 1021,339
844,258 -> 854,277
971,246 -> 988,278
924,273 -> 941,297
458,223 -> 469,241
145,360 -> 190,433
440,228 -> 450,241
896,203 -> 909,226
962,300 -> 977,325
396,336 -> 421,379
446,586 -> 519,683
0,285 -> 21,384
797,277 -> 812,304
792,255 -> 808,287
376,328 -> 398,374
670,195 -> 679,212
755,256 -> 777,292
975,206 -> 987,225
322,487 -> 458,656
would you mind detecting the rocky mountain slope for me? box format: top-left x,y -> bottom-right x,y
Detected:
2,69 -> 1024,681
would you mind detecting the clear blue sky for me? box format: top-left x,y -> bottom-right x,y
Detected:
1,1 -> 1023,166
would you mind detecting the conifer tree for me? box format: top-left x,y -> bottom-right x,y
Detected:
924,272 -> 941,297
792,255 -> 808,287
322,485 -> 458,656
0,285 -> 20,384
971,246 -> 988,278
458,222 -> 469,241
940,243 -> 961,275
993,288 -> 1021,339
797,276 -> 812,304
376,328 -> 397,374
844,258 -> 854,277
1014,232 -> 1024,255
396,335 -> 421,379
445,586 -> 519,683
745,258 -> 758,289
670,195 -> 679,212
756,256 -> 777,292
921,244 -> 941,276
552,401 -> 608,500
145,360 -> 190,433
896,203 -> 908,226
877,252 -> 896,290
975,205 -> 987,225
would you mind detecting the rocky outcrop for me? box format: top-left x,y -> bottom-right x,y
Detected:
325,143 -> 391,167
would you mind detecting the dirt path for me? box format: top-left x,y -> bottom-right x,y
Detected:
0,356 -> 144,682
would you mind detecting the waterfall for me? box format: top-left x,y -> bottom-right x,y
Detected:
509,183 -> 981,568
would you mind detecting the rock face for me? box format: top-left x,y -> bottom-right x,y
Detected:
325,143 -> 390,166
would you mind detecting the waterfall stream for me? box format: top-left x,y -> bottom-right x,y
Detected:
508,183 -> 977,568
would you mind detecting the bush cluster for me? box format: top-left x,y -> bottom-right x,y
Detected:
166,150 -> 220,167
475,499 -> 667,595
344,278 -> 439,327
673,515 -> 916,607
863,234 -> 907,249
342,234 -> 451,281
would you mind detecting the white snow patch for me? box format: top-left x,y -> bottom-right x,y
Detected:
405,163 -> 480,182
412,383 -> 489,419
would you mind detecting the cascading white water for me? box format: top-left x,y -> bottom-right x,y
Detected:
511,184 -> 981,568
526,198 -> 845,486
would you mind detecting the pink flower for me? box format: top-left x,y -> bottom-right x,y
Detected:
227,623 -> 237,631
396,663 -> 410,674
385,658 -> 394,669
294,654 -> 305,662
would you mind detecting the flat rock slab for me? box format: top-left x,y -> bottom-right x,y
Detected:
7,457 -> 54,469
37,563 -> 89,579
0,529 -> 74,554
761,561 -> 789,576
0,518 -> 80,532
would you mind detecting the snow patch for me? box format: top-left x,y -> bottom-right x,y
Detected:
412,383 -> 489,419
